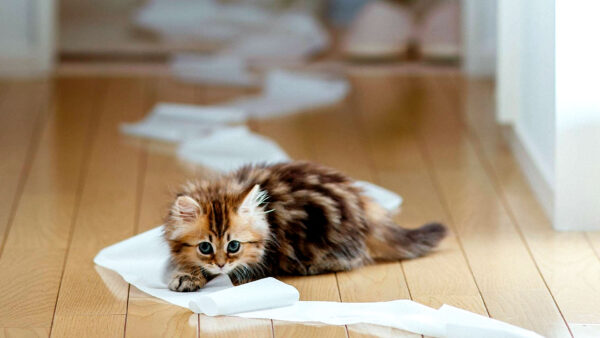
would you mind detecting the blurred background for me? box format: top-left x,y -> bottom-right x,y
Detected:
0,0 -> 598,232
0,0 -> 496,76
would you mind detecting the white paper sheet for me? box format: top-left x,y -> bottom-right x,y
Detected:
221,12 -> 328,62
436,305 -> 543,338
354,180 -> 403,212
134,0 -> 274,41
94,226 -> 543,338
135,0 -> 329,87
177,126 -> 290,172
171,54 -> 259,87
121,103 -> 246,142
221,70 -> 349,119
135,0 -> 328,57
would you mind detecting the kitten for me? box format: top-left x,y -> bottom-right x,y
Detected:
164,161 -> 446,292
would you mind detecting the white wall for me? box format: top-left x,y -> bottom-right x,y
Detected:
0,0 -> 32,59
462,0 -> 497,77
495,0 -> 520,123
0,0 -> 55,76
514,0 -> 555,188
497,0 -> 600,230
554,0 -> 600,230
497,0 -> 555,214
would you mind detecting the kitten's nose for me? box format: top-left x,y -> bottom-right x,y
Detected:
217,263 -> 225,268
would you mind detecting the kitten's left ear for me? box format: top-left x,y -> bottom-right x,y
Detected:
171,195 -> 201,222
239,184 -> 267,214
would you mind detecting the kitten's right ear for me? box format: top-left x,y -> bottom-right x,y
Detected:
171,195 -> 200,223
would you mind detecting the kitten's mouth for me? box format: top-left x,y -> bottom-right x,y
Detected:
208,265 -> 232,274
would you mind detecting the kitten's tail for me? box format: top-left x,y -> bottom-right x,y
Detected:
365,202 -> 447,260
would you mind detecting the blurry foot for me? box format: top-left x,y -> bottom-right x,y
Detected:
417,0 -> 461,61
342,1 -> 414,60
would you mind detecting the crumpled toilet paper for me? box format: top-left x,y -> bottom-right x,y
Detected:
220,70 -> 348,119
121,103 -> 246,142
171,54 -> 259,87
176,126 -> 289,172
121,70 -> 348,143
94,226 -> 542,338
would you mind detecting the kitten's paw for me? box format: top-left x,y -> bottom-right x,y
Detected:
168,273 -> 205,292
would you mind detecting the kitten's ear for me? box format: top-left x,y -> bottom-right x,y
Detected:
239,184 -> 267,214
171,195 -> 200,222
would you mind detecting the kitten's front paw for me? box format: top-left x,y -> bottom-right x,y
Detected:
168,273 -> 206,292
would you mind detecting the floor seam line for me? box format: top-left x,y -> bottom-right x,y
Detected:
49,80 -> 106,336
442,77 -> 573,337
0,84 -> 51,258
415,128 -> 491,318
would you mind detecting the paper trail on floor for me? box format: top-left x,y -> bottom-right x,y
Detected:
135,0 -> 329,87
221,70 -> 349,119
177,126 -> 290,172
134,0 -> 274,41
121,103 -> 246,142
135,0 -> 328,55
94,226 -> 542,338
220,12 -> 328,62
171,54 -> 259,87
121,70 -> 349,142
436,305 -> 543,338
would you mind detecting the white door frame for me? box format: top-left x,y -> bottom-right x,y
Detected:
0,0 -> 56,76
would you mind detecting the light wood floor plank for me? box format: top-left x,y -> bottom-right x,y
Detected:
51,314 -> 125,338
50,78 -> 147,337
127,287 -> 198,338
0,81 -> 48,254
0,78 -> 102,329
415,76 -> 571,337
1,327 -> 49,338
350,75 -> 488,315
124,78 -> 200,338
451,78 -> 600,336
586,233 -> 600,268
199,316 -> 272,338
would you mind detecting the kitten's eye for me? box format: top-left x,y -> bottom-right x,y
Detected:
227,240 -> 240,253
198,242 -> 213,255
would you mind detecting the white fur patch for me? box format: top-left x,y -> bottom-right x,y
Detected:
240,185 -> 268,213
239,185 -> 270,232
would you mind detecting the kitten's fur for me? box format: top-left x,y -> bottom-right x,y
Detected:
165,161 -> 446,292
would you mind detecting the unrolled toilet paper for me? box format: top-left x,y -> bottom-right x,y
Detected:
94,226 -> 542,338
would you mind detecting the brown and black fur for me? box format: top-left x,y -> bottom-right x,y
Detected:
164,161 -> 447,292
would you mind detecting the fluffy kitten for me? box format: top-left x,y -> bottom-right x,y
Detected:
164,161 -> 446,292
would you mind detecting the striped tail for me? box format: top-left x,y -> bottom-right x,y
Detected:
367,221 -> 447,260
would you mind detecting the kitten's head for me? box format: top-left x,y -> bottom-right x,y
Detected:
164,184 -> 270,276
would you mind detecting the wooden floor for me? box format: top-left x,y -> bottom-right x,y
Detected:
1,73 -> 599,338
